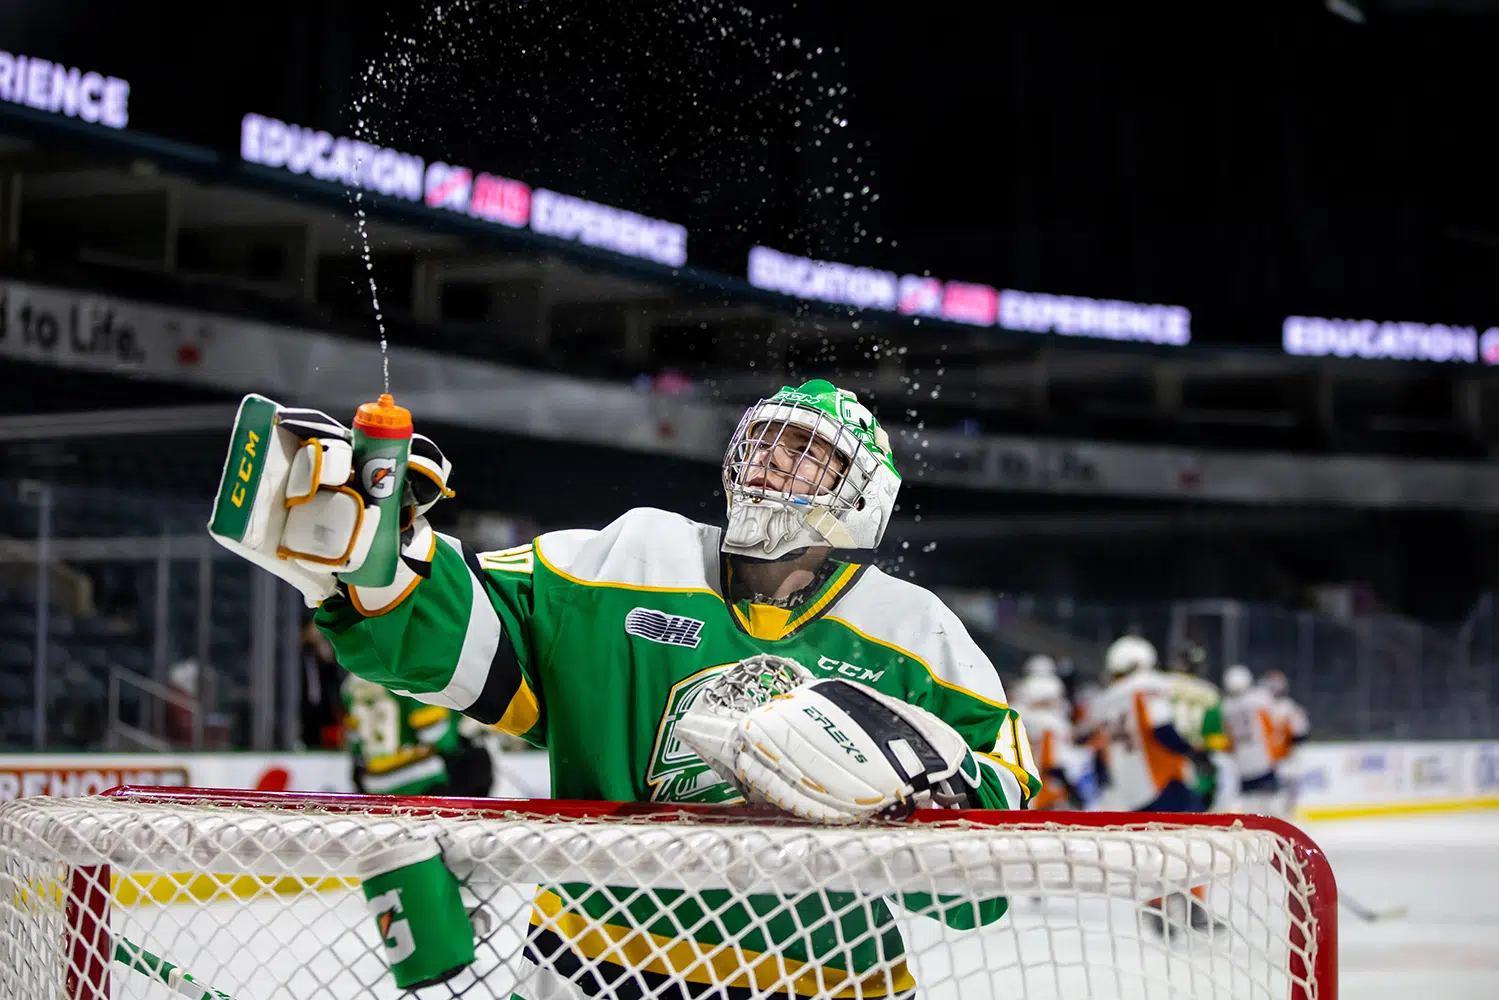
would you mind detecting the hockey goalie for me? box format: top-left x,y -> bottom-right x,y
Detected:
209,379 -> 1042,999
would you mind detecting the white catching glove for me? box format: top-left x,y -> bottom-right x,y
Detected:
676,655 -> 982,825
208,394 -> 453,608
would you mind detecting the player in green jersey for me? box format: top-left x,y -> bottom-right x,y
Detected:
210,380 -> 1042,1000
343,675 -> 494,796
1162,654 -> 1229,809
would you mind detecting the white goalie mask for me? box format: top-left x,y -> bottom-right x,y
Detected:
721,379 -> 901,560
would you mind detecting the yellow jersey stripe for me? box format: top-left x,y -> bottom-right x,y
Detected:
496,676 -> 541,737
534,544 -> 722,598
821,615 -> 1008,712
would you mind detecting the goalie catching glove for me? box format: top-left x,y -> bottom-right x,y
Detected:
676,654 -> 983,824
207,394 -> 453,608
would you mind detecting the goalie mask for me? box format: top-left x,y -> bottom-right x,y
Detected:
721,379 -> 901,560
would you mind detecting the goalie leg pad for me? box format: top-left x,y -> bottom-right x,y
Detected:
730,679 -> 981,824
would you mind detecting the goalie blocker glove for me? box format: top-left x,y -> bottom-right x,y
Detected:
679,661 -> 983,824
208,393 -> 453,608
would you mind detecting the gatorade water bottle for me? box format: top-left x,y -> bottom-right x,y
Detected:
341,393 -> 412,588
358,839 -> 475,989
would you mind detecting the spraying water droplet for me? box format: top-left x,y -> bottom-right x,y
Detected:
351,158 -> 388,392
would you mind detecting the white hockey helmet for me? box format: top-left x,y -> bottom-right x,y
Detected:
1223,664 -> 1253,695
1018,672 -> 1066,708
1104,634 -> 1158,677
721,379 -> 900,560
1022,654 -> 1057,678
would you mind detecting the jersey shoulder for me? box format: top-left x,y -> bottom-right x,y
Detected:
533,507 -> 720,593
1091,670 -> 1169,713
829,565 -> 1006,704
1166,672 -> 1221,704
1227,687 -> 1276,711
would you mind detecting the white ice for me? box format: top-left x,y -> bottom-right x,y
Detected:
104,811 -> 1499,1000
1298,812 -> 1499,1000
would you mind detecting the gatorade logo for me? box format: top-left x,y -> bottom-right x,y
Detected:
361,458 -> 399,500
366,888 -> 415,963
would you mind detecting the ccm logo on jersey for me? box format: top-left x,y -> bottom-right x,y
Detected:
815,655 -> 884,684
624,608 -> 705,648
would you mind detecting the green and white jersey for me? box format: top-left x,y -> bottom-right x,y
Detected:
1165,672 -> 1228,752
317,507 -> 1041,999
342,676 -> 460,795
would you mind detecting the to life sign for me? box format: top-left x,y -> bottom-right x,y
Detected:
0,287 -> 147,365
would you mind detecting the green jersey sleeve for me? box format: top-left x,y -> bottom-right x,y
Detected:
816,569 -> 1043,814
317,533 -> 546,747
915,680 -> 1043,811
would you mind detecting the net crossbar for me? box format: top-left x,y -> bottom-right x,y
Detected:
0,787 -> 1337,1000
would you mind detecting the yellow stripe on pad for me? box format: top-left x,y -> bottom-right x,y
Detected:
407,704 -> 449,730
365,745 -> 434,775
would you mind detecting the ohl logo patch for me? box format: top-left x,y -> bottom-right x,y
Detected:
361,458 -> 399,500
624,607 -> 704,648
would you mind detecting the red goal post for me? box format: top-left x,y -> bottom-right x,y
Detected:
0,786 -> 1338,1000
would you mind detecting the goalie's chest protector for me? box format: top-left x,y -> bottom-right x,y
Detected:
520,508 -> 1003,805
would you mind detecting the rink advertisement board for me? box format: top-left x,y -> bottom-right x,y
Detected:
0,744 -> 1493,815
491,744 -> 1499,819
0,753 -> 352,801
0,750 -> 548,801
1285,741 -> 1499,819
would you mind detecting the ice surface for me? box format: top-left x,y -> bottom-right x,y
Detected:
1300,813 -> 1499,1000
104,812 -> 1499,999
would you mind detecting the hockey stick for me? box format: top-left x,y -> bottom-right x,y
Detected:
114,936 -> 242,1000
1339,892 -> 1409,923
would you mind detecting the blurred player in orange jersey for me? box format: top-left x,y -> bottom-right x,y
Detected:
1220,665 -> 1285,816
1015,672 -> 1079,810
1081,635 -> 1202,814
1067,677 -> 1109,805
1082,634 -> 1220,938
1262,669 -> 1310,761
1261,668 -> 1310,815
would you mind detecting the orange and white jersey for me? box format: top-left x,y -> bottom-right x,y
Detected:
1270,695 -> 1310,762
1221,687 -> 1281,781
1022,706 -> 1074,809
1083,670 -> 1189,811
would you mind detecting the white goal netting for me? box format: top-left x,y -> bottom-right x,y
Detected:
0,790 -> 1334,1000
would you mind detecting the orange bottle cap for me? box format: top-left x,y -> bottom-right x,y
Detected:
353,394 -> 413,438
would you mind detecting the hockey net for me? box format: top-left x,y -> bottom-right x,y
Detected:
0,788 -> 1336,1000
